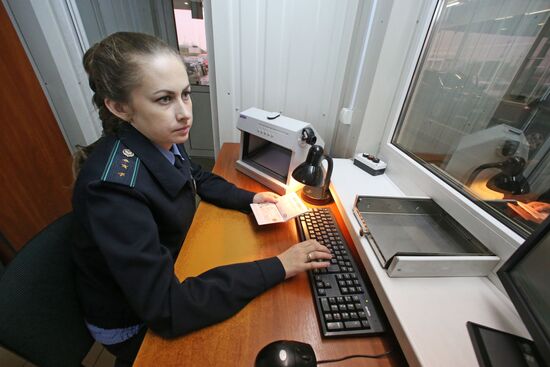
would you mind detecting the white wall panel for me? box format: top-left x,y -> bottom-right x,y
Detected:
263,0 -> 290,113
211,0 -> 359,150
210,0 -> 236,147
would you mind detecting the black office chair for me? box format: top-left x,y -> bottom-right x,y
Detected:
0,213 -> 93,367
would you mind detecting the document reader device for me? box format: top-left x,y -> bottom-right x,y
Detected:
236,108 -> 324,194
353,196 -> 500,277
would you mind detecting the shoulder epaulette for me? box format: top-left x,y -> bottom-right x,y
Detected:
100,140 -> 140,187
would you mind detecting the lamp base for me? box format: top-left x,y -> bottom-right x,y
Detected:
487,173 -> 530,195
301,185 -> 333,205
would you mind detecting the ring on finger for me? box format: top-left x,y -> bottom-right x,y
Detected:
307,252 -> 313,262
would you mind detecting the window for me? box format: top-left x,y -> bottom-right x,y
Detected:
392,0 -> 550,237
173,0 -> 209,86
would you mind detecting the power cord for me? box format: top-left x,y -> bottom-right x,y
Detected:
316,349 -> 393,364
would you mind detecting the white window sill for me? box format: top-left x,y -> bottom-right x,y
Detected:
330,158 -> 530,367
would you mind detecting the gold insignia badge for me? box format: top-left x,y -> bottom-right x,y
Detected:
122,149 -> 134,158
121,164 -> 128,169
117,172 -> 126,177
122,158 -> 129,163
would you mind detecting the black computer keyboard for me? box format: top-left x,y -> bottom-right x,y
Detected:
296,208 -> 385,337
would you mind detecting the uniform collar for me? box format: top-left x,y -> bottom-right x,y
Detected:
117,124 -> 191,198
154,143 -> 183,166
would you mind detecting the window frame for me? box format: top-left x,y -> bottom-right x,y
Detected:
374,0 -> 525,276
389,0 -> 549,239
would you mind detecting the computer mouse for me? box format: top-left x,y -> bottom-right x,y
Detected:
255,340 -> 317,367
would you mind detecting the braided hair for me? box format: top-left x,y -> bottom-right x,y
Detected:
73,32 -> 179,176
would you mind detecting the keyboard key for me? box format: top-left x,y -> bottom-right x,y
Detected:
345,321 -> 362,329
321,298 -> 330,312
327,322 -> 344,330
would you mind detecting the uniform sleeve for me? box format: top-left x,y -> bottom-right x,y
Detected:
190,159 -> 256,212
83,181 -> 285,338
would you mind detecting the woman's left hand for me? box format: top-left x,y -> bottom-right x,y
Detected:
253,192 -> 280,204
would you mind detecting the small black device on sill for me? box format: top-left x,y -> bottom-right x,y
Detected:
467,322 -> 544,367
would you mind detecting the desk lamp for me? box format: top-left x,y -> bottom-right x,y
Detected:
466,156 -> 530,195
292,145 -> 333,204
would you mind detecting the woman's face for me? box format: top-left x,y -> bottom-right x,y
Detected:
125,53 -> 193,150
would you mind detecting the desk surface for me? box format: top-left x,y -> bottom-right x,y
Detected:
134,144 -> 404,367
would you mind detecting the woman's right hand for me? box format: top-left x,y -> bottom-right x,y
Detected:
277,239 -> 332,279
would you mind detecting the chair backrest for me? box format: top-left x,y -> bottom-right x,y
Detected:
0,213 -> 93,367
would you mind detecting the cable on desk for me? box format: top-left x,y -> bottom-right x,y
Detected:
316,349 -> 393,364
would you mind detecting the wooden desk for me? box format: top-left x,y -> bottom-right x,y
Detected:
134,143 -> 404,367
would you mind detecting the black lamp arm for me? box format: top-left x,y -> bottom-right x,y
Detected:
321,155 -> 334,198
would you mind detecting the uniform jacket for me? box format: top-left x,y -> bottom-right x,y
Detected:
72,124 -> 285,338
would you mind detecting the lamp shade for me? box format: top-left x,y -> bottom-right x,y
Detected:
292,145 -> 325,186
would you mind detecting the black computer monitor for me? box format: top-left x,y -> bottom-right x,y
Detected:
497,216 -> 550,366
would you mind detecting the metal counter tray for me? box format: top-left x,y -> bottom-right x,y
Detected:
353,196 -> 500,277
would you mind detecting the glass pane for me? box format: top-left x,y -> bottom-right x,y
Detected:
173,1 -> 209,86
393,0 -> 550,236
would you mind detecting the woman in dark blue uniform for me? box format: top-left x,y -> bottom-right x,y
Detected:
72,32 -> 332,366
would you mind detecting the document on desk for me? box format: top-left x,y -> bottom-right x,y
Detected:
250,192 -> 309,225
